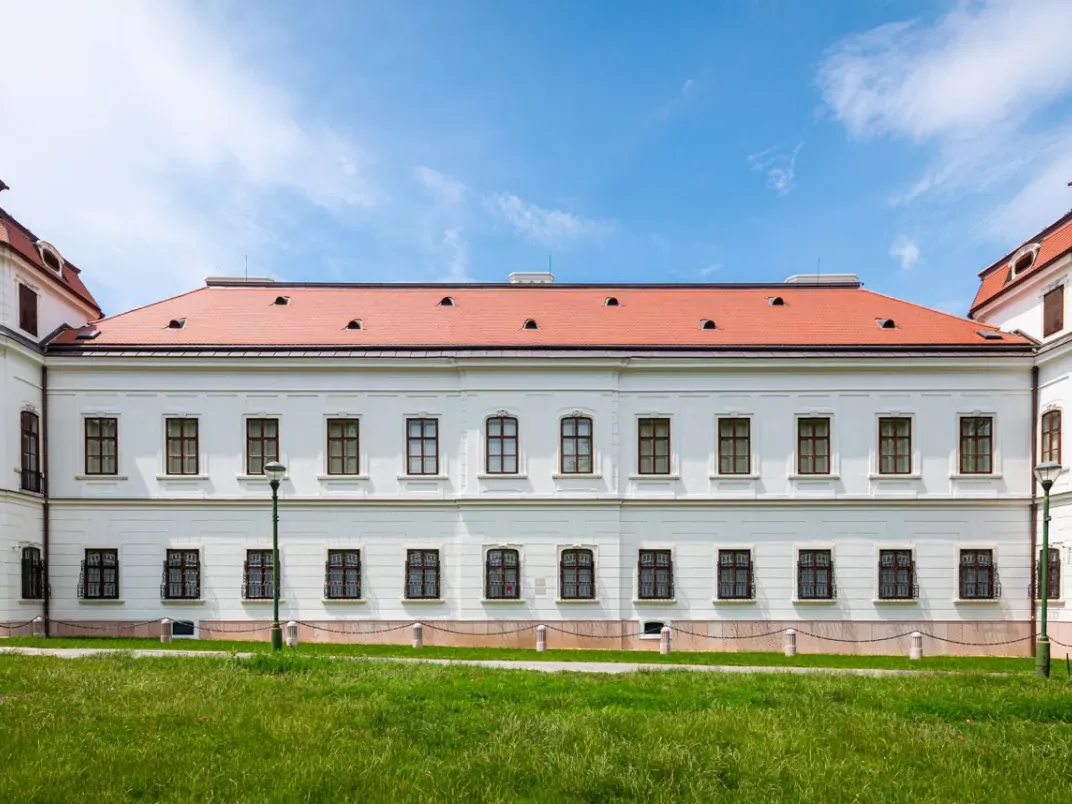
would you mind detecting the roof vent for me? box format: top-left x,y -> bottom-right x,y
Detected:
509,272 -> 555,284
877,318 -> 896,329
75,329 -> 100,340
604,297 -> 620,307
346,319 -> 363,330
700,319 -> 717,330
36,241 -> 64,276
167,318 -> 187,330
273,295 -> 291,306
768,296 -> 785,306
438,296 -> 455,307
523,319 -> 539,330
977,330 -> 1004,341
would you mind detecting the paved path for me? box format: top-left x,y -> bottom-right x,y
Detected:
0,646 -> 942,677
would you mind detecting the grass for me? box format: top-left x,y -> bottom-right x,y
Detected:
1,634 -> 1054,674
0,653 -> 1069,803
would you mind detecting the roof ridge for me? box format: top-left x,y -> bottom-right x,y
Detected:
83,285 -> 211,326
859,287 -> 1002,331
977,207 -> 1072,279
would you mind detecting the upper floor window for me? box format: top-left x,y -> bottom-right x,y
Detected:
246,418 -> 279,476
406,418 -> 439,475
18,284 -> 38,336
405,549 -> 440,599
797,417 -> 830,475
637,549 -> 673,600
637,418 -> 671,475
81,549 -> 119,599
560,416 -> 593,474
325,549 -> 362,600
718,418 -> 751,475
878,417 -> 912,475
165,418 -> 199,476
243,549 -> 275,599
1044,286 -> 1064,337
958,549 -> 996,600
797,549 -> 833,600
1037,548 -> 1061,600
959,416 -> 993,475
878,549 -> 915,600
485,416 -> 519,474
84,417 -> 118,476
20,411 -> 40,493
1042,410 -> 1061,465
559,548 -> 595,599
485,548 -> 520,600
21,546 -> 43,600
718,549 -> 754,600
327,418 -> 359,475
163,549 -> 200,600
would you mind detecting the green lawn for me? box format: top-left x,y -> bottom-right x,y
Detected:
0,635 -> 1048,674
0,654 -> 1069,803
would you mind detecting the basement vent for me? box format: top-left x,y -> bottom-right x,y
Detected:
438,296 -> 455,307
643,621 -> 665,637
977,330 -> 1004,340
877,318 -> 897,329
700,319 -> 717,330
167,318 -> 187,329
346,319 -> 363,330
273,296 -> 291,306
523,319 -> 539,330
604,297 -> 620,307
768,296 -> 785,306
76,329 -> 101,340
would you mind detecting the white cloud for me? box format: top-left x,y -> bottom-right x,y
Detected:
889,236 -> 921,271
487,193 -> 614,248
696,264 -> 721,279
747,143 -> 804,197
414,166 -> 468,206
438,227 -> 472,282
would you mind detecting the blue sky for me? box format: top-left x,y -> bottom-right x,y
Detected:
3,1 -> 1072,317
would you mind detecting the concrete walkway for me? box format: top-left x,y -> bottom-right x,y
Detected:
0,645 -> 943,677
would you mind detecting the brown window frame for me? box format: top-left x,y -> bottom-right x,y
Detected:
82,549 -> 119,599
1037,548 -> 1061,600
1042,410 -> 1061,465
638,549 -> 673,600
637,417 -> 671,475
21,546 -> 44,600
484,548 -> 520,600
958,416 -> 993,475
18,283 -> 38,336
20,411 -> 41,493
878,549 -> 915,600
797,417 -> 831,475
243,549 -> 276,600
405,549 -> 441,599
326,418 -> 360,475
406,418 -> 439,476
485,416 -> 519,475
245,418 -> 279,476
878,416 -> 912,475
797,549 -> 833,600
84,417 -> 118,476
958,549 -> 995,600
1044,286 -> 1064,337
559,548 -> 595,600
718,549 -> 754,600
560,416 -> 594,474
718,417 -> 751,475
325,549 -> 362,600
163,549 -> 200,600
165,418 -> 199,476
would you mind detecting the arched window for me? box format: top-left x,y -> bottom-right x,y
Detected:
485,548 -> 520,599
560,416 -> 593,474
485,416 -> 518,474
1042,410 -> 1061,464
560,549 -> 594,600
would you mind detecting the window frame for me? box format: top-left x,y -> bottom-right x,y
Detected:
1044,285 -> 1064,337
796,416 -> 832,476
717,417 -> 752,476
18,282 -> 38,336
958,548 -> 996,601
1037,548 -> 1061,600
797,549 -> 834,600
84,417 -> 119,476
404,548 -> 441,599
559,415 -> 594,475
162,549 -> 201,600
637,549 -> 674,601
164,417 -> 200,476
81,548 -> 120,600
1042,409 -> 1061,465
405,417 -> 440,476
484,415 -> 520,475
559,547 -> 596,600
243,549 -> 276,600
637,417 -> 671,475
958,415 -> 994,475
21,546 -> 44,600
326,418 -> 360,476
877,548 -> 916,601
325,549 -> 362,600
484,547 -> 521,600
877,416 -> 913,475
716,548 -> 754,600
20,410 -> 41,493
245,417 -> 280,476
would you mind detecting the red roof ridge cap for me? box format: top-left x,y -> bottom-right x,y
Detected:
85,285 -> 210,327
859,287 -> 1011,334
976,208 -> 1072,278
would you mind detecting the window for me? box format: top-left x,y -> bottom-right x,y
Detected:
327,418 -> 360,475
718,550 -> 753,600
172,620 -> 195,637
20,411 -> 40,493
485,548 -> 520,600
162,550 -> 200,600
1038,548 -> 1061,600
81,549 -> 119,599
560,416 -> 593,474
325,550 -> 361,600
643,621 -> 665,636
1042,410 -> 1061,465
560,548 -> 595,600
485,416 -> 518,474
878,417 -> 912,474
246,418 -> 279,476
797,550 -> 833,600
21,546 -> 43,600
701,319 -> 717,330
797,417 -> 830,475
959,549 -> 995,600
638,549 -> 673,600
18,284 -> 38,336
406,418 -> 439,475
718,418 -> 751,475
41,249 -> 62,273
878,550 -> 915,600
243,550 -> 275,599
1012,248 -> 1036,276
84,417 -> 118,475
523,319 -> 539,330
1044,286 -> 1064,337
959,416 -> 993,475
637,418 -> 671,475
405,549 -> 440,599
165,418 -> 199,475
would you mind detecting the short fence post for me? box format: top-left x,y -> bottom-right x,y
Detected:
412,622 -> 423,649
909,631 -> 923,661
285,620 -> 299,648
536,624 -> 547,652
160,618 -> 172,644
32,616 -> 45,638
784,628 -> 797,657
660,626 -> 671,655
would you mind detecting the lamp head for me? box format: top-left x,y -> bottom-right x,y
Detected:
1034,460 -> 1061,491
263,461 -> 286,485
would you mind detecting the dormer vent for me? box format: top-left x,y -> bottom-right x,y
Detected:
767,296 -> 785,306
877,318 -> 896,329
36,240 -> 64,276
346,319 -> 363,330
977,330 -> 1004,341
273,295 -> 291,306
75,329 -> 100,340
438,296 -> 455,307
604,297 -> 620,307
523,319 -> 539,330
1011,244 -> 1040,277
700,319 -> 717,330
167,318 -> 187,329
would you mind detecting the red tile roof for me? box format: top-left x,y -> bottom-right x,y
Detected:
971,210 -> 1072,315
0,205 -> 102,315
50,283 -> 1029,350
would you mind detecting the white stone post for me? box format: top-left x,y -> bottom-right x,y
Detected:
412,622 -> 423,649
536,624 -> 547,652
160,618 -> 172,644
909,631 -> 923,660
32,616 -> 45,638
285,620 -> 299,648
784,628 -> 797,657
660,626 -> 671,655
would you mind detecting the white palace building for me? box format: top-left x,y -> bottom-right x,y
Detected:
2,189 -> 1071,655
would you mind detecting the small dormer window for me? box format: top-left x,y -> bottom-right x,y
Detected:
75,329 -> 101,340
438,296 -> 455,307
274,296 -> 291,306
700,319 -> 717,330
768,296 -> 785,306
523,319 -> 539,330
1011,244 -> 1040,277
604,297 -> 620,307
877,318 -> 896,329
35,241 -> 64,276
167,318 -> 187,329
976,330 -> 1004,341
346,319 -> 363,330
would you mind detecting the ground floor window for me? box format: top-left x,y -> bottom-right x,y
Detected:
243,550 -> 275,599
163,549 -> 200,599
718,549 -> 753,599
485,548 -> 520,600
560,549 -> 595,599
637,550 -> 673,599
21,546 -> 44,600
405,549 -> 440,599
81,549 -> 119,599
878,550 -> 915,600
325,550 -> 362,599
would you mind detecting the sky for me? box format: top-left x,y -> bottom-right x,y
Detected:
3,0 -> 1072,318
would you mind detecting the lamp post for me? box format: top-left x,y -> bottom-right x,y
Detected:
1033,460 -> 1061,679
264,460 -> 286,652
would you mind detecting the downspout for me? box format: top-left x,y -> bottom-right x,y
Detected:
41,364 -> 50,636
1029,364 -> 1038,655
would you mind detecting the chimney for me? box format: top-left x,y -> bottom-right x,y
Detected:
508,271 -> 555,284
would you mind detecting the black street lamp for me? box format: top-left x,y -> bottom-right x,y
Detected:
1033,460 -> 1061,679
264,460 -> 286,651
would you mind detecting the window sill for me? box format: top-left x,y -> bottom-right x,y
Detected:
75,474 -> 129,481
396,474 -> 450,481
638,633 -> 665,641
868,473 -> 922,480
78,599 -> 124,605
791,598 -> 838,605
555,598 -> 599,604
17,599 -> 44,605
627,473 -> 681,481
953,598 -> 1001,605
156,474 -> 210,481
480,598 -> 526,604
787,473 -> 840,481
241,599 -> 285,604
1035,599 -> 1066,607
710,473 -> 761,480
322,598 -> 366,604
551,473 -> 603,480
476,473 -> 529,480
712,598 -> 757,605
235,475 -> 289,482
401,597 -> 445,604
161,599 -> 205,606
317,474 -> 370,481
949,473 -> 1002,480
633,598 -> 677,605
872,598 -> 919,605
